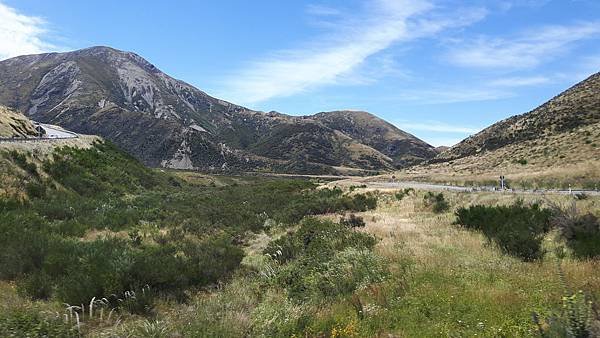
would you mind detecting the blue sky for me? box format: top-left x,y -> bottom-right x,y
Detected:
1,0 -> 599,146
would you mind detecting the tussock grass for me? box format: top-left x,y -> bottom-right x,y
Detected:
2,168 -> 599,336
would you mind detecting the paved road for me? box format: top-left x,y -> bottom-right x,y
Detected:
366,181 -> 600,196
40,123 -> 78,138
0,123 -> 78,142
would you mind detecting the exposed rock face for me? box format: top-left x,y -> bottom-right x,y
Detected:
0,105 -> 39,138
435,72 -> 600,162
0,46 -> 436,173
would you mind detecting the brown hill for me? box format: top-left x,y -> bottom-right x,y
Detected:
404,72 -> 600,188
0,106 -> 39,138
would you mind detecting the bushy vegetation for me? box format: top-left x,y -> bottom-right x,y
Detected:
534,290 -> 600,337
551,202 -> 600,259
340,213 -> 366,228
9,150 -> 38,177
394,188 -> 414,201
455,200 -> 552,261
0,142 -> 379,317
264,218 -> 384,301
0,310 -> 77,337
423,191 -> 450,213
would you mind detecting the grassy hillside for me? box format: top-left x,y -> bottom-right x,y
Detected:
437,72 -> 600,162
0,106 -> 39,138
401,72 -> 600,189
399,122 -> 600,189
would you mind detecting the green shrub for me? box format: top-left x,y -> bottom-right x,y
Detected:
455,201 -> 552,261
340,214 -> 366,228
16,271 -> 53,300
0,310 -> 77,337
533,290 -> 600,337
25,181 -> 46,199
552,206 -> 600,259
265,218 -> 376,264
395,188 -> 414,201
424,192 -> 450,213
264,218 -> 380,301
119,286 -> 156,317
515,158 -> 528,165
307,248 -> 389,298
183,236 -> 245,287
348,192 -> 378,212
9,150 -> 38,177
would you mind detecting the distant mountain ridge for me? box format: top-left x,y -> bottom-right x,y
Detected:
0,46 -> 435,174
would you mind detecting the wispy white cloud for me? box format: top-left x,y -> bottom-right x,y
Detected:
394,120 -> 481,134
0,1 -> 56,60
219,0 -> 487,104
423,136 -> 465,147
489,76 -> 551,87
394,119 -> 483,146
305,4 -> 343,17
447,21 -> 600,69
393,87 -> 512,104
496,0 -> 551,11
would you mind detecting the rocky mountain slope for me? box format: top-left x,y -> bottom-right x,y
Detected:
435,72 -> 600,162
0,106 -> 40,138
0,46 -> 435,174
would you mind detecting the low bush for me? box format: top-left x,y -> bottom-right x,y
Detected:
0,310 -> 78,337
455,201 -> 552,261
16,271 -> 53,300
424,192 -> 450,213
515,158 -> 528,165
264,218 -> 382,301
340,214 -> 366,228
551,203 -> 600,259
395,188 -> 414,201
264,218 -> 376,264
9,150 -> 38,177
24,181 -> 46,198
533,290 -> 600,337
118,286 -> 156,317
308,248 -> 389,298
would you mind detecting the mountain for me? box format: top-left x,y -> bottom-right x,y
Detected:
0,106 -> 40,138
435,72 -> 600,162
311,111 -> 437,167
0,46 -> 435,174
403,72 -> 600,188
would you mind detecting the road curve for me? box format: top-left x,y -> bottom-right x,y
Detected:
0,123 -> 78,142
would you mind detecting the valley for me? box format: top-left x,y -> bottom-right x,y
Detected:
0,20 -> 599,338
1,147 -> 599,336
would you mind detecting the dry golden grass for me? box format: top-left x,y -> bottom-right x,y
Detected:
394,123 -> 600,189
340,189 -> 600,336
0,106 -> 37,138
